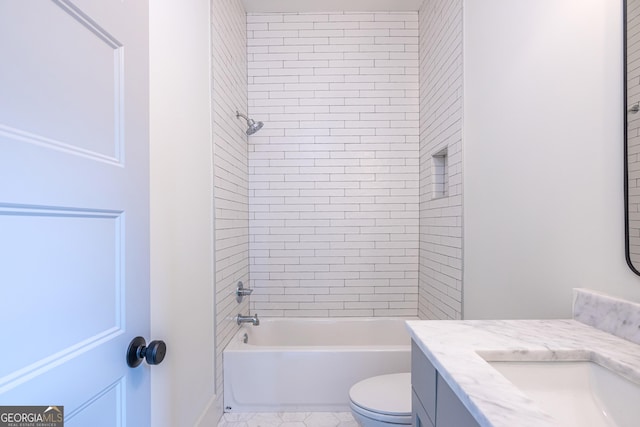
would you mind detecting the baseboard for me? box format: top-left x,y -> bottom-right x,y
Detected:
194,394 -> 223,427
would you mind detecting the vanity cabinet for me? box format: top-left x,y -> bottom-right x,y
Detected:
411,340 -> 436,427
411,341 -> 481,427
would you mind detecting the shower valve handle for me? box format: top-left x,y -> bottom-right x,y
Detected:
236,281 -> 254,303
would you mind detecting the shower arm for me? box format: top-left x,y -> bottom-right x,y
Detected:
236,111 -> 250,122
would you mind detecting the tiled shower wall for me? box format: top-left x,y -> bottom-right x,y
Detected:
417,0 -> 464,319
628,0 -> 640,267
246,12 -> 420,317
212,0 -> 249,397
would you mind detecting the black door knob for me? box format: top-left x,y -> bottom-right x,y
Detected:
126,336 -> 167,368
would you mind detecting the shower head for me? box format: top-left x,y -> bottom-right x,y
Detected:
236,111 -> 264,136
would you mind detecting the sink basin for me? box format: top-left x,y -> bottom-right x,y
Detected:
488,360 -> 640,427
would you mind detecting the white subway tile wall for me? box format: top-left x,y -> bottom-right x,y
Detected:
247,12 -> 420,318
212,0 -> 249,396
418,0 -> 464,319
628,1 -> 640,267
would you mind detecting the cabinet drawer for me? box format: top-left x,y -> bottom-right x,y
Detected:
411,340 -> 437,424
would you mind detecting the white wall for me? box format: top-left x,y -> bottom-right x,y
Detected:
149,0 -> 218,426
246,12 -> 420,317
463,0 -> 640,319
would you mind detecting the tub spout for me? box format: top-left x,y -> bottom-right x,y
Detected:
236,313 -> 260,326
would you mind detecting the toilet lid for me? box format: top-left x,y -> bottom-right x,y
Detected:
349,373 -> 411,416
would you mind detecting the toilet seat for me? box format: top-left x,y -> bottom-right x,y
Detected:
349,373 -> 411,425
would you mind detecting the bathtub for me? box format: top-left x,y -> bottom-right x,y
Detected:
222,317 -> 411,412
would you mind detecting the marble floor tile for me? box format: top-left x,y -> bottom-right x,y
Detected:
217,412 -> 358,427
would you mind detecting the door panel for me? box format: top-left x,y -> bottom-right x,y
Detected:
0,0 -> 150,425
0,207 -> 122,378
64,379 -> 125,427
0,0 -> 123,162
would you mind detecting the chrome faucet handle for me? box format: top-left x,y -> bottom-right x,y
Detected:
236,281 -> 254,303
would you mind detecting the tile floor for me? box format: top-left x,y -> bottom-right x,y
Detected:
217,412 -> 358,427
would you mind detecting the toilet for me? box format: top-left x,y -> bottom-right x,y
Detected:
349,373 -> 412,426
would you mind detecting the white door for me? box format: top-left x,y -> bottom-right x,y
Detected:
0,1 -> 152,425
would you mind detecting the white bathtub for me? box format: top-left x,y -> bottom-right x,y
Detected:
222,317 -> 411,412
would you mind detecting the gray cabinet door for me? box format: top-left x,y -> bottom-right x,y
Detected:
412,341 -> 437,423
412,390 -> 435,427
435,375 -> 481,427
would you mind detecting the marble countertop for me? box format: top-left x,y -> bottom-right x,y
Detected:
406,318 -> 640,427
